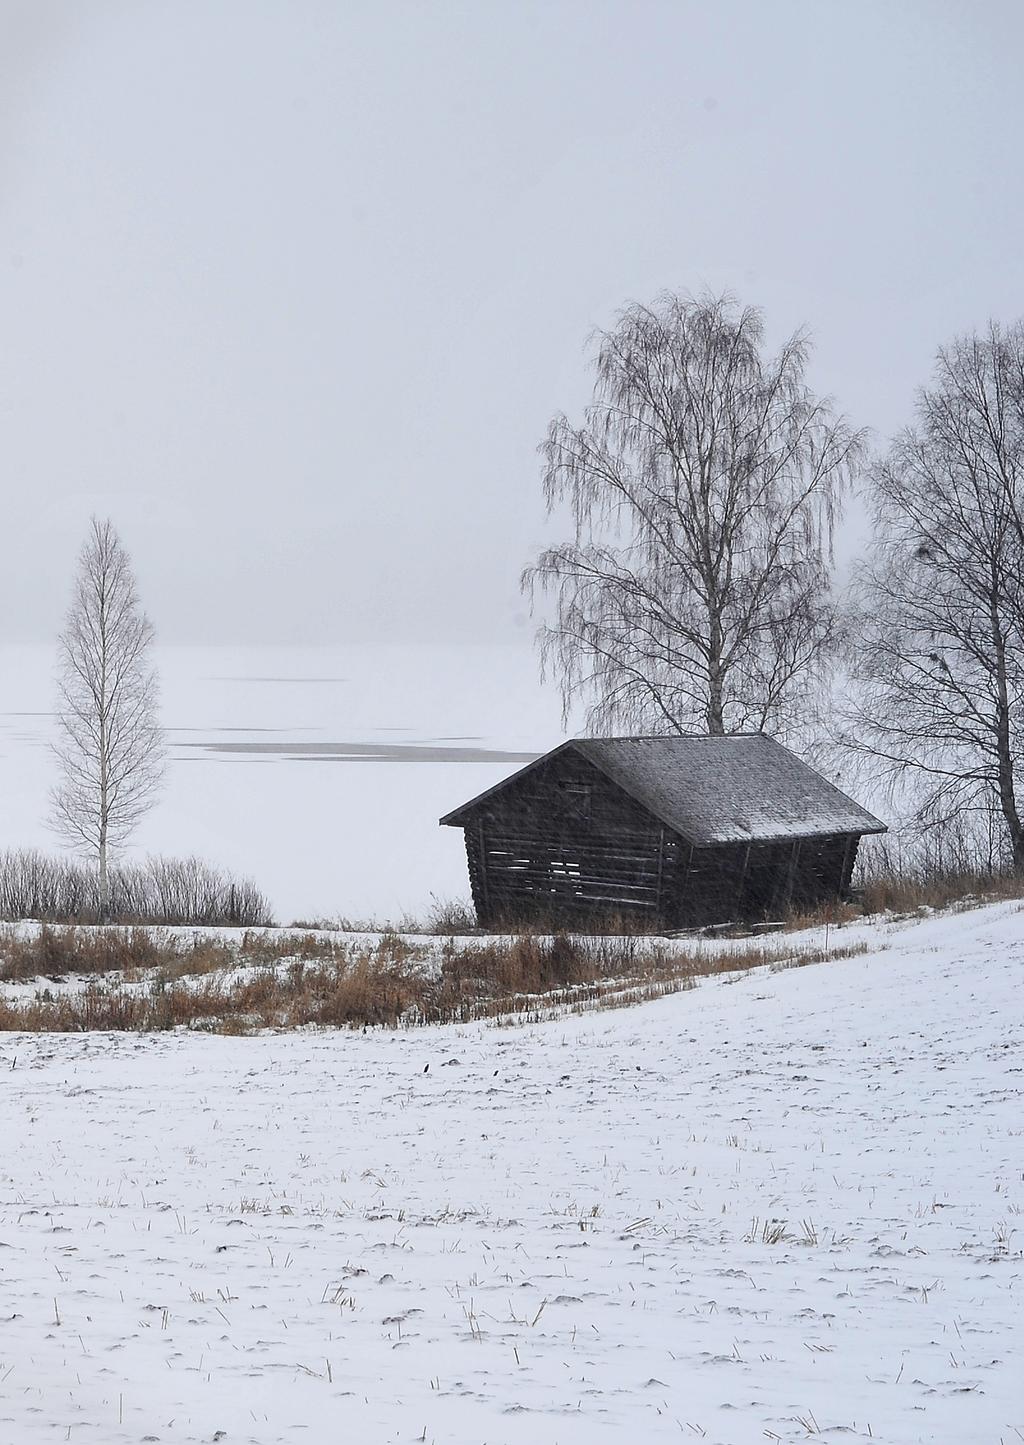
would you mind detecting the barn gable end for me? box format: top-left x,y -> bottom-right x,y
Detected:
448,745 -> 677,925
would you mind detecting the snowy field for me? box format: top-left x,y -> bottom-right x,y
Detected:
2,902 -> 1021,1444
0,641 -> 564,923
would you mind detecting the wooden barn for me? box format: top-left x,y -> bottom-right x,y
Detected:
440,734 -> 886,929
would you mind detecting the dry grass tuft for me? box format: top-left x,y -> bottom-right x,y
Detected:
0,925 -> 182,982
786,866 -> 1024,932
856,868 -> 1024,916
0,926 -> 866,1034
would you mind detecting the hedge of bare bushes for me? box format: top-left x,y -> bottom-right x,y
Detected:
0,849 -> 272,927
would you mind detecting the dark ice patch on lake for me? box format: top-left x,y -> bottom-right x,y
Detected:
167,726 -> 322,733
181,739 -> 540,764
207,676 -> 350,684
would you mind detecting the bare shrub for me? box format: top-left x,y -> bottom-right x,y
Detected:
0,849 -> 272,927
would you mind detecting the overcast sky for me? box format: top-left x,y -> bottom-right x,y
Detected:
1,0 -> 1021,646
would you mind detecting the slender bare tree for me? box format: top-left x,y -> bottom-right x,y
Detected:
846,321 -> 1024,868
51,518 -> 166,916
523,293 -> 862,738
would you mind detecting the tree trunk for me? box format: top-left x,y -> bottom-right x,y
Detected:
706,606 -> 726,735
98,825 -> 109,923
995,755 -> 1024,870
994,719 -> 1024,870
706,679 -> 725,734
990,597 -> 1024,870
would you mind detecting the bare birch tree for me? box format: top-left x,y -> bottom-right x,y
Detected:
52,518 -> 166,916
523,293 -> 862,738
846,322 -> 1024,868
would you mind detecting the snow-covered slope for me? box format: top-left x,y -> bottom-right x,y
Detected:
1,902 -> 1021,1443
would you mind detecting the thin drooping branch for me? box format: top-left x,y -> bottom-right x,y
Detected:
51,518 -> 166,915
523,292 -> 862,739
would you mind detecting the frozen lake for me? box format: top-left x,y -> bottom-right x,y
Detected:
0,642 -> 567,923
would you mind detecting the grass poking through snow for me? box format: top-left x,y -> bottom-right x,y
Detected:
0,925 -> 866,1033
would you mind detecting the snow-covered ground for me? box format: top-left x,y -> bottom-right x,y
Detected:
2,901 -> 1022,1444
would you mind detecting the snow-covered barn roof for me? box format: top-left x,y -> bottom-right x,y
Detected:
440,734 -> 886,846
